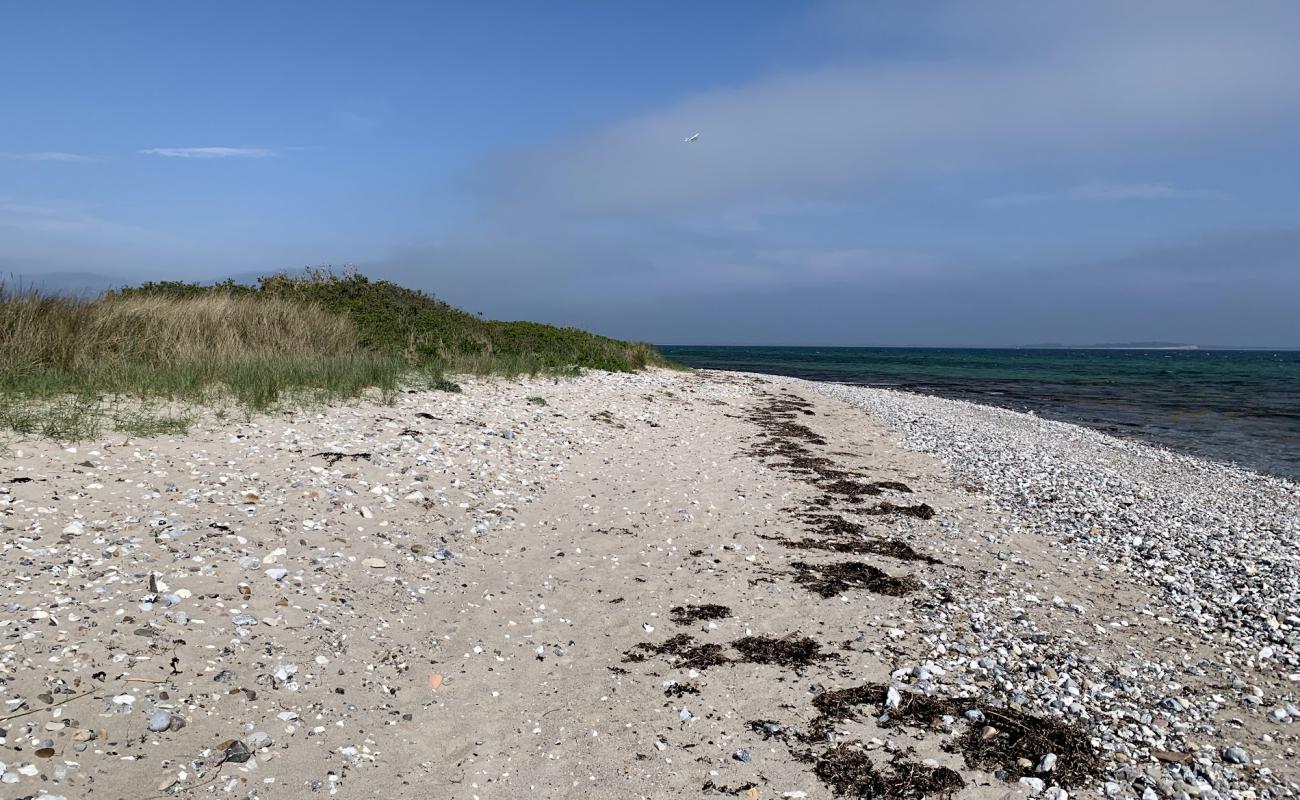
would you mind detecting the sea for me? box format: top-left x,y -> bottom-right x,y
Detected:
658,346 -> 1300,481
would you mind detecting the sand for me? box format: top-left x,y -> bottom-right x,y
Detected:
1,369 -> 1295,799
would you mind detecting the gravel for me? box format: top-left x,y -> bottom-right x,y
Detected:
812,380 -> 1300,797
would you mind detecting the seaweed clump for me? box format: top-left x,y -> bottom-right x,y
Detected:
807,684 -> 1101,788
956,707 -> 1100,786
809,747 -> 964,799
701,780 -> 760,796
820,479 -> 914,500
622,634 -> 731,671
863,502 -> 936,520
791,561 -> 921,598
777,535 -> 942,565
731,634 -> 832,670
670,604 -> 733,625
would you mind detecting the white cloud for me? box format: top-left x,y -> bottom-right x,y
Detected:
474,2 -> 1299,220
1,151 -> 94,163
1068,182 -> 1228,202
989,181 -> 1228,206
139,146 -> 274,159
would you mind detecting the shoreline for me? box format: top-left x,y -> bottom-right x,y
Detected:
658,347 -> 1300,482
1,368 -> 1295,798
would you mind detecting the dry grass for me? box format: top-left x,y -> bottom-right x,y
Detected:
1,290 -> 356,371
0,285 -> 407,439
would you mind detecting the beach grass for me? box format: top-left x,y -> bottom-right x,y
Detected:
0,269 -> 670,439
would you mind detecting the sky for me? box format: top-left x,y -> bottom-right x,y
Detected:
2,1 -> 1298,347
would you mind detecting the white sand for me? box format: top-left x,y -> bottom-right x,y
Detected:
1,369 -> 1295,799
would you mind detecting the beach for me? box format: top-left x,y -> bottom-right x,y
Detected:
1,368 -> 1296,799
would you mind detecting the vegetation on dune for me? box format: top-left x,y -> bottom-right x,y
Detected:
115,269 -> 668,374
0,269 -> 670,439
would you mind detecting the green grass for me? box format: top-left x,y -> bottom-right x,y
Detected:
0,269 -> 671,441
117,268 -> 670,375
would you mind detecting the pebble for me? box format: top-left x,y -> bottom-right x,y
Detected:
816,379 -> 1300,792
1019,776 -> 1046,795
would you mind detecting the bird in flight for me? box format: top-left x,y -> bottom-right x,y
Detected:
685,133 -> 700,143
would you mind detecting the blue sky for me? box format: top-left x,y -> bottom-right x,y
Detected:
3,1 -> 1298,346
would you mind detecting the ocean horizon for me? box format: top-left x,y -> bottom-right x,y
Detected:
660,345 -> 1300,480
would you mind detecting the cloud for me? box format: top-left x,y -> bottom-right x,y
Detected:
407,1 -> 1300,347
470,2 -> 1298,222
139,147 -> 275,159
1,151 -> 94,163
988,181 -> 1228,206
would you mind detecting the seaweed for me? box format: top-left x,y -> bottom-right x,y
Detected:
623,634 -> 731,670
809,747 -> 965,799
731,634 -> 832,669
670,604 -> 732,625
791,561 -> 920,598
820,479 -> 913,498
702,780 -> 761,796
811,746 -> 886,798
862,502 -> 935,520
882,758 -> 965,799
312,451 -> 371,467
772,535 -> 942,565
808,684 -> 1101,788
955,706 -> 1100,787
747,719 -> 788,740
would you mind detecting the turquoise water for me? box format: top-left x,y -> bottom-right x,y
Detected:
659,346 -> 1300,480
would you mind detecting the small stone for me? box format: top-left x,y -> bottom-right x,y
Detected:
232,613 -> 259,626
265,568 -> 288,581
733,749 -> 752,763
1037,753 -> 1057,773
1222,746 -> 1249,765
362,557 -> 386,568
244,731 -> 273,750
884,686 -> 902,711
147,711 -> 172,732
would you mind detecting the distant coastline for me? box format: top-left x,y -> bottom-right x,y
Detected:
1019,341 -> 1199,350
